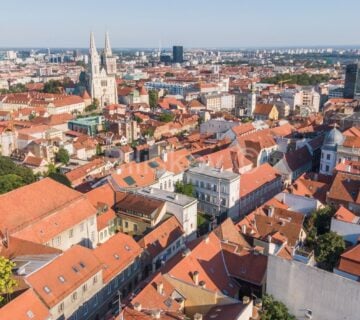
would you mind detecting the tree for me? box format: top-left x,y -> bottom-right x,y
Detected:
0,256 -> 17,306
48,172 -> 72,187
315,231 -> 345,271
96,144 -> 103,156
0,157 -> 36,194
43,80 -> 62,94
159,113 -> 175,123
164,72 -> 174,77
148,90 -> 158,109
0,174 -> 25,194
261,294 -> 296,320
305,206 -> 335,248
175,181 -> 194,197
55,148 -> 70,165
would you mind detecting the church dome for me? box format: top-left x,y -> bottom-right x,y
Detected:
323,127 -> 344,147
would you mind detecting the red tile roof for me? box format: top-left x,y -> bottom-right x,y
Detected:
0,289 -> 51,320
337,243 -> 360,277
26,245 -> 102,308
94,232 -> 142,283
138,216 -> 184,258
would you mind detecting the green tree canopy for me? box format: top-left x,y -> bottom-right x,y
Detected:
261,294 -> 296,320
55,148 -> 70,165
159,113 -> 175,123
315,231 -> 345,271
261,73 -> 330,86
148,90 -> 158,109
0,157 -> 37,194
0,256 -> 17,307
43,80 -> 62,94
175,181 -> 194,197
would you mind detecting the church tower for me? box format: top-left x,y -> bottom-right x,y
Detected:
102,32 -> 117,75
88,32 -> 118,107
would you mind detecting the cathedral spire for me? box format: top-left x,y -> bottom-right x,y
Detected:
90,32 -> 97,55
104,31 -> 112,56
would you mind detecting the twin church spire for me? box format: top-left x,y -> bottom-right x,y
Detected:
88,32 -> 118,107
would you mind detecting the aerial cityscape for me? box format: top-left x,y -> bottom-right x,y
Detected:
0,1 -> 359,320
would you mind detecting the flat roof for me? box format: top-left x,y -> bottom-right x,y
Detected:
188,165 -> 240,181
137,187 -> 197,207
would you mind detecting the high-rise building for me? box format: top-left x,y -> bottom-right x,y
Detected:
88,32 -> 118,107
344,63 -> 360,99
173,45 -> 183,63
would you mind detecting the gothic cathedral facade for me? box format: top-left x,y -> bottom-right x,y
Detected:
88,32 -> 118,107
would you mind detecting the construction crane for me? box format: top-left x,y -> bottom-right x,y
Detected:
278,79 -> 292,89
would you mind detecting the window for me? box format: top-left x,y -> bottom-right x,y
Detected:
326,165 -> 330,172
107,284 -> 112,295
58,302 -> 64,313
326,154 -> 331,160
94,294 -> 99,306
93,275 -> 98,285
125,221 -> 129,228
55,236 -> 61,246
101,80 -> 108,87
82,283 -> 87,293
83,303 -> 88,315
69,229 -> 73,238
91,231 -> 95,242
134,224 -> 138,232
104,229 -> 108,237
71,292 -> 78,302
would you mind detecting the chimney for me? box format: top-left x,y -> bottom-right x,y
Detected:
134,302 -> 142,312
266,205 -> 274,217
193,271 -> 199,285
194,313 -> 203,320
157,282 -> 164,295
161,150 -> 168,162
152,309 -> 161,319
241,224 -> 247,234
116,167 -> 122,175
243,296 -> 250,304
199,280 -> 206,289
346,165 -> 351,172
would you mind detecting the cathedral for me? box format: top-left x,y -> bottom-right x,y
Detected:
88,32 -> 118,107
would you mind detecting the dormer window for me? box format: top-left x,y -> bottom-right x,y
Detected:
43,286 -> 51,294
58,276 -> 66,283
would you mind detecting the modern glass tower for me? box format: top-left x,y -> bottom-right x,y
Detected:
344,62 -> 360,99
172,46 -> 184,63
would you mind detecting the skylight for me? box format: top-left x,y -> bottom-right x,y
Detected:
58,276 -> 66,283
43,286 -> 51,294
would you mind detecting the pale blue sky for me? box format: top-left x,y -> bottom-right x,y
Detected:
1,0 -> 359,48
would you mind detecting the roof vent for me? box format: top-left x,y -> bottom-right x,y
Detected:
193,271 -> 199,285
134,302 -> 142,312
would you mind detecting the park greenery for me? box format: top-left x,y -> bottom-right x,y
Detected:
175,181 -> 194,197
261,73 -> 330,86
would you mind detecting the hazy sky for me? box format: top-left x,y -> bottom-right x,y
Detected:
1,0 -> 360,48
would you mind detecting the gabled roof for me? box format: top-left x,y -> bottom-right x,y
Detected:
328,172 -> 360,204
337,243 -> 360,277
131,273 -> 182,313
0,289 -> 51,320
94,232 -> 142,283
253,103 -> 276,115
240,163 -> 280,197
163,232 -> 238,297
0,178 -> 97,239
26,245 -> 102,308
334,206 -> 359,224
213,218 -> 250,249
138,216 -> 184,258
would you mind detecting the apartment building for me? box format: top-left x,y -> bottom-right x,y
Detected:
0,178 -> 98,251
185,164 -> 240,219
201,93 -> 236,111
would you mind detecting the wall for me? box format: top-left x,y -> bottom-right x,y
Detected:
330,218 -> 360,244
275,192 -> 320,215
266,255 -> 360,320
